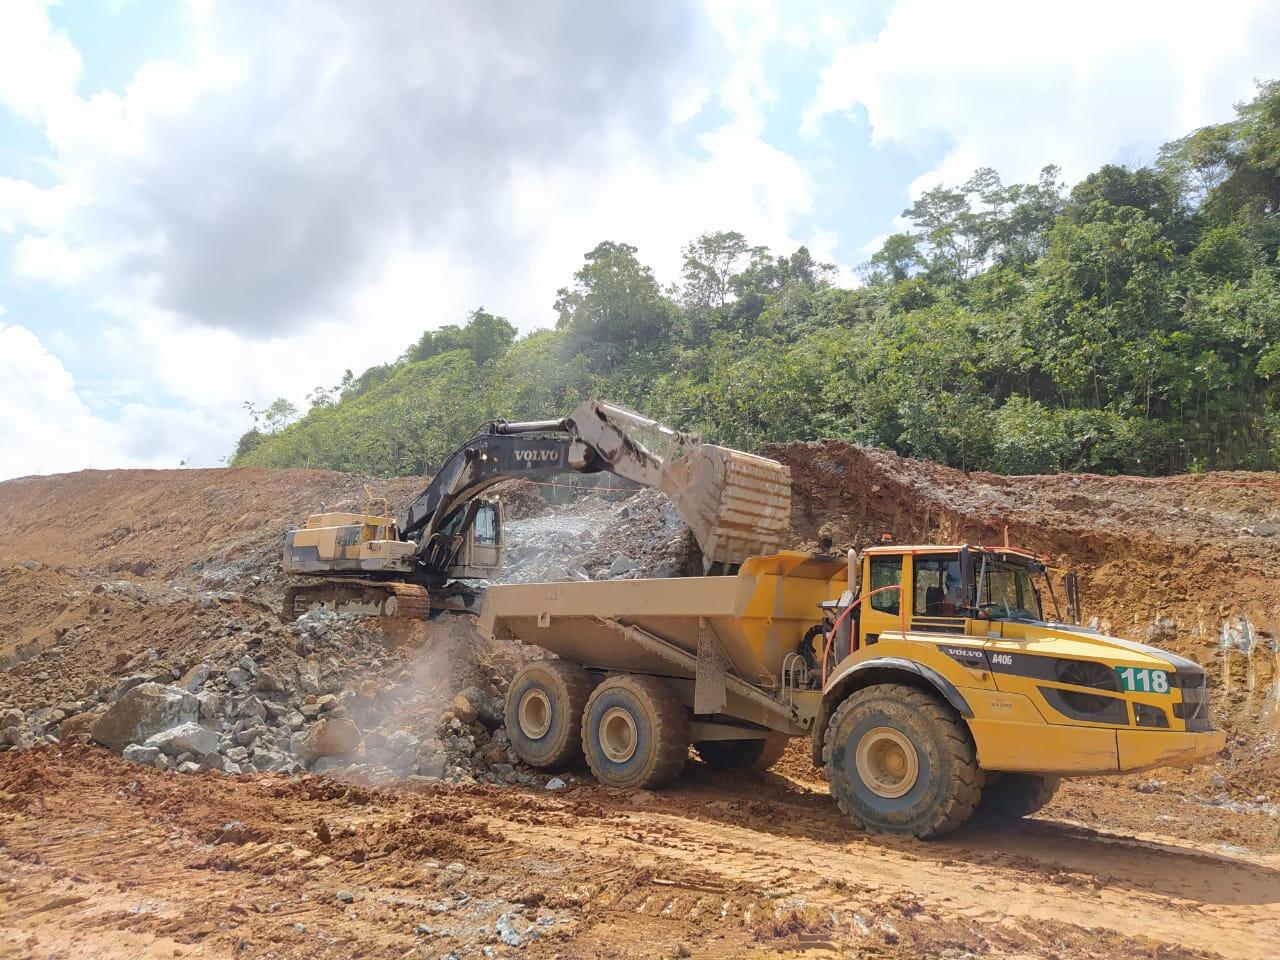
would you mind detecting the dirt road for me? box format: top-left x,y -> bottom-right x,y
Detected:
3,744 -> 1277,960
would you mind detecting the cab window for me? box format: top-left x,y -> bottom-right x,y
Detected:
473,503 -> 499,546
868,555 -> 902,614
914,554 -> 962,616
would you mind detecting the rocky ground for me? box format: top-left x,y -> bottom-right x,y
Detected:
1,448 -> 1278,959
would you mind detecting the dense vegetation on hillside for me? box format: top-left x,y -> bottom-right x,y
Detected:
236,82 -> 1280,477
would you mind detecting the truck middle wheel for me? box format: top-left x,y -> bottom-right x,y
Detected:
581,674 -> 689,789
823,683 -> 981,839
505,660 -> 595,769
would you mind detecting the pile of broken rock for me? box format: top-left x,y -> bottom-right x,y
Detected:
2,607 -> 568,791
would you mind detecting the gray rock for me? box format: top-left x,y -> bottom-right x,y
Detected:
254,668 -> 288,694
236,655 -> 258,675
110,674 -> 153,701
297,664 -> 321,696
225,746 -> 250,763
92,684 -> 196,752
607,556 -> 636,578
176,761 -> 201,775
0,708 -> 22,730
545,777 -> 567,791
15,559 -> 42,571
178,662 -> 213,693
496,913 -> 526,947
281,711 -> 306,730
145,721 -> 220,758
122,743 -> 161,765
238,696 -> 267,721
235,725 -> 263,747
335,890 -> 354,903
196,691 -> 222,719
225,667 -> 251,687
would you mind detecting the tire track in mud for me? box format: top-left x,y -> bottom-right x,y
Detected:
494,789 -> 1280,960
2,745 -> 1276,959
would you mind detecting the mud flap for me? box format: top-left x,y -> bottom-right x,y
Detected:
694,617 -> 729,715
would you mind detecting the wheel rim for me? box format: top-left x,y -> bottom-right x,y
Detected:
599,706 -> 638,763
855,726 -> 919,799
518,688 -> 553,740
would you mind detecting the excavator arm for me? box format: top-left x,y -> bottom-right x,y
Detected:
400,399 -> 792,574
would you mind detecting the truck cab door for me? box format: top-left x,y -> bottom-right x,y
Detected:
859,553 -> 905,647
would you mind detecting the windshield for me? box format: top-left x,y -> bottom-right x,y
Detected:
978,559 -> 1043,621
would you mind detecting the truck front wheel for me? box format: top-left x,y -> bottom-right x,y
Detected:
582,675 -> 689,789
505,660 -> 595,769
822,683 -> 980,839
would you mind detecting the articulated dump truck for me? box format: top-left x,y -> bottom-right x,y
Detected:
482,529 -> 1225,839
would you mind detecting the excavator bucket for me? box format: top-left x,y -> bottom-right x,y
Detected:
660,445 -> 792,567
563,399 -> 793,568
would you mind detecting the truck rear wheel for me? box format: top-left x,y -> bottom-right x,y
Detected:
505,661 -> 594,770
695,734 -> 789,771
822,683 -> 980,839
978,773 -> 1060,819
582,675 -> 689,789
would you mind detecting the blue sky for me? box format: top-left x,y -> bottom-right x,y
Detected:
1,0 -> 1278,479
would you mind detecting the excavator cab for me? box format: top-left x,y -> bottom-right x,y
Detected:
437,498 -> 505,579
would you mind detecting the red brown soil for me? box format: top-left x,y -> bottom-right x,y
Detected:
2,452 -> 1279,959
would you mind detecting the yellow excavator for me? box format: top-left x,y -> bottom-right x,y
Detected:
281,399 -> 791,620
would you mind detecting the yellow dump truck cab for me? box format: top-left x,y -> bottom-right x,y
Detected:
802,543 -> 1224,835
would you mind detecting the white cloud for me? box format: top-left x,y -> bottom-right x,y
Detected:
0,1 -> 839,478
0,319 -> 241,476
0,320 -> 127,476
804,0 -> 1280,192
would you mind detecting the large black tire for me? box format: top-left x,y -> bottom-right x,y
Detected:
695,734 -> 789,771
822,683 -> 981,839
582,675 -> 689,789
978,773 -> 1060,819
505,661 -> 595,769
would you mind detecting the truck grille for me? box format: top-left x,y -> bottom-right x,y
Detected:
1172,674 -> 1212,731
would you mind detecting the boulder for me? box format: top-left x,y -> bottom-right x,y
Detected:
448,691 -> 478,724
254,668 -> 289,694
92,684 -> 196,752
122,743 -> 161,765
299,718 -> 362,763
1,708 -> 23,731
145,721 -> 220,758
196,691 -> 222,719
110,674 -> 153,702
178,662 -> 213,693
58,711 -> 99,741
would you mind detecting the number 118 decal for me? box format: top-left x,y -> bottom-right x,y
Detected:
1116,667 -> 1170,694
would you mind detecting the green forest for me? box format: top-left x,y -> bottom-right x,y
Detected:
235,82 -> 1280,478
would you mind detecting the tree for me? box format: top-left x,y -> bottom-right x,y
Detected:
555,241 -> 673,369
262,398 -> 299,434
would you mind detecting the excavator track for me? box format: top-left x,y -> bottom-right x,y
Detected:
282,580 -> 432,623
